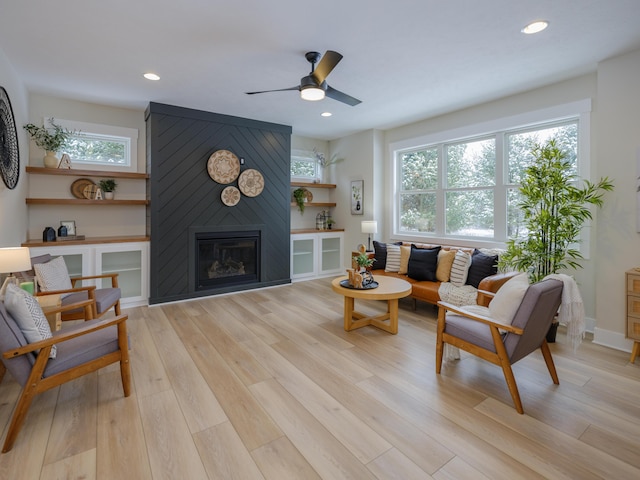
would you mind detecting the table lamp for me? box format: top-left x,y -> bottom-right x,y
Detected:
0,247 -> 31,299
361,220 -> 378,252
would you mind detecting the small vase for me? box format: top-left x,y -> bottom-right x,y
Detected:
104,191 -> 114,200
43,151 -> 59,168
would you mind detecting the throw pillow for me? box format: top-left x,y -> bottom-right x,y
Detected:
466,249 -> 498,288
34,256 -> 73,298
449,250 -> 472,287
436,249 -> 456,282
407,245 -> 441,281
488,273 -> 530,325
372,241 -> 387,270
4,283 -> 56,358
385,244 -> 402,272
398,245 -> 412,274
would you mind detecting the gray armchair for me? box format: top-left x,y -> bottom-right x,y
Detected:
436,278 -> 563,413
0,298 -> 131,452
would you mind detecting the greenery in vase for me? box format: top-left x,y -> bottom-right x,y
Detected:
498,138 -> 613,283
98,179 -> 118,192
23,119 -> 75,152
293,187 -> 306,213
353,252 -> 375,270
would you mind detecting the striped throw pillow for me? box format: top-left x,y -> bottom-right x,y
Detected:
449,250 -> 471,287
385,244 -> 402,272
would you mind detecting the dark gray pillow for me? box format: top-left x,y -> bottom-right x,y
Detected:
466,249 -> 498,288
407,245 -> 440,281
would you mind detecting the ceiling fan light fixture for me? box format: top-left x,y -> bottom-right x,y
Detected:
521,20 -> 549,34
300,85 -> 325,101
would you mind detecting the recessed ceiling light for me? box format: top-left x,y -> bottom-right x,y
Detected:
522,20 -> 549,34
321,112 -> 332,117
143,72 -> 160,81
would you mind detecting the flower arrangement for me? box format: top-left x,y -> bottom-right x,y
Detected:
23,118 -> 75,152
314,147 -> 343,168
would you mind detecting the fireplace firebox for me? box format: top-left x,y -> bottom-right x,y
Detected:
195,231 -> 260,290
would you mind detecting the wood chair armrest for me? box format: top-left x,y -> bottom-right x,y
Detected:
71,273 -> 119,288
36,285 -> 97,296
39,298 -> 95,318
437,301 -> 524,335
3,314 -> 128,359
476,289 -> 495,307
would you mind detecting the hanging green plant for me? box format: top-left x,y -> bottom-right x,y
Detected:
293,187 -> 306,214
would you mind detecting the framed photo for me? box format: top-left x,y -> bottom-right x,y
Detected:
60,221 -> 76,236
351,180 -> 363,215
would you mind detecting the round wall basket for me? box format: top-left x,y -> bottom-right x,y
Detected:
238,169 -> 264,197
221,186 -> 241,206
207,150 -> 240,184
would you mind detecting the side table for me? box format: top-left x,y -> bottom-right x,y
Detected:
37,294 -> 62,332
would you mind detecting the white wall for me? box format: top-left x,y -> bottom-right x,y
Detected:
25,94 -> 147,239
593,48 -> 640,351
0,47 -> 29,246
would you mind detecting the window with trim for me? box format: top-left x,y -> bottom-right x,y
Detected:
290,150 -> 317,179
52,118 -> 138,171
396,120 -> 579,242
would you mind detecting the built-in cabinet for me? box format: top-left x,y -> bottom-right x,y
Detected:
25,240 -> 149,308
626,269 -> 640,363
291,232 -> 344,281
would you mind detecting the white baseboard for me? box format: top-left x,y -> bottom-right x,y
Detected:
593,326 -> 635,353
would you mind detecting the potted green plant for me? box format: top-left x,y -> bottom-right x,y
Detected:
326,218 -> 336,229
24,119 -> 75,168
353,252 -> 375,271
498,138 -> 613,340
293,187 -> 307,214
98,179 -> 118,199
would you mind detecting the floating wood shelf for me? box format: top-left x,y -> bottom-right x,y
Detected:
27,166 -> 149,179
290,202 -> 337,208
26,198 -> 149,206
291,182 -> 336,189
291,228 -> 344,234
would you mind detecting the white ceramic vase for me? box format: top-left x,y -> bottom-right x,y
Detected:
43,151 -> 59,168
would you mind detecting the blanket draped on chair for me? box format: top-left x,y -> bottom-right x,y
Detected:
544,273 -> 585,352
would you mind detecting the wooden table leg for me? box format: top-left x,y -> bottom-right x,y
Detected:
631,341 -> 640,364
344,296 -> 354,331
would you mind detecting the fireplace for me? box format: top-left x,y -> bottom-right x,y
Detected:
195,231 -> 260,291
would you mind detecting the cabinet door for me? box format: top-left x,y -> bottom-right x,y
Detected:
94,242 -> 149,306
319,233 -> 344,275
28,245 -> 92,281
291,235 -> 317,279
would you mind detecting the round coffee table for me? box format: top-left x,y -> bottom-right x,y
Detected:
331,275 -> 412,334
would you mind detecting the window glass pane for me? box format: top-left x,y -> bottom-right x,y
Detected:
66,133 -> 129,166
400,193 -> 436,233
445,190 -> 494,237
507,122 -> 577,184
507,187 -> 527,238
446,138 -> 495,188
290,157 -> 316,178
401,148 -> 438,190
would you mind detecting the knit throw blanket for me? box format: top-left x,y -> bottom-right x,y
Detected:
437,282 -> 478,307
544,273 -> 586,352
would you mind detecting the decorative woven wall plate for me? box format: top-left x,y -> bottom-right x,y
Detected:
71,178 -> 95,198
0,86 -> 20,189
207,150 -> 240,184
238,169 -> 264,197
221,186 -> 241,206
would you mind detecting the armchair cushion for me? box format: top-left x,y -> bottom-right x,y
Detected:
33,256 -> 73,298
61,288 -> 121,316
488,273 -> 529,325
4,283 -> 56,358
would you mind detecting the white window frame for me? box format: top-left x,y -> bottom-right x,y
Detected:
389,99 -> 592,249
51,118 -> 139,173
290,149 -> 318,181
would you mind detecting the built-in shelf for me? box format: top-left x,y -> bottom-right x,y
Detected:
290,202 -> 336,208
26,198 -> 149,206
27,166 -> 149,179
22,235 -> 150,248
291,228 -> 344,234
291,181 -> 336,189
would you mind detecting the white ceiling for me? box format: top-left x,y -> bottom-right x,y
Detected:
2,0 -> 640,140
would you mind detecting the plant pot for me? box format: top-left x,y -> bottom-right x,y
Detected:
546,321 -> 559,343
104,191 -> 114,200
43,151 -> 59,168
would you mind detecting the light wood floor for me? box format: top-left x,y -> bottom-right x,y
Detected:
2,277 -> 640,479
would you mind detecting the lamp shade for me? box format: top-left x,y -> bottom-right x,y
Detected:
361,221 -> 378,234
0,247 -> 31,274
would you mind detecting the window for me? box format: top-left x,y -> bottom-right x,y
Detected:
290,150 -> 317,180
396,118 -> 580,243
52,118 -> 138,172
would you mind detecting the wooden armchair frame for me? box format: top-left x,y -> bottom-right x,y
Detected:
0,299 -> 131,452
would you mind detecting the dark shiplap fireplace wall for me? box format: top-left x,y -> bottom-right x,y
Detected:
145,102 -> 292,304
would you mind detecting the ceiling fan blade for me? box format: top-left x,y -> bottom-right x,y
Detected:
312,50 -> 343,84
245,86 -> 299,95
325,85 -> 361,106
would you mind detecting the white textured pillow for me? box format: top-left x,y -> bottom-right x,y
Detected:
384,244 -> 401,272
34,256 -> 73,297
4,283 -> 56,358
488,273 -> 530,325
449,250 -> 471,287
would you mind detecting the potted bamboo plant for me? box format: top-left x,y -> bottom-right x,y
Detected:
498,138 -> 613,340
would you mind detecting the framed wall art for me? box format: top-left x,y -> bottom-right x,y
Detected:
60,221 -> 76,236
351,180 -> 363,215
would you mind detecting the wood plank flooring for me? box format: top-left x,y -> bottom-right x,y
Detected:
2,277 -> 640,479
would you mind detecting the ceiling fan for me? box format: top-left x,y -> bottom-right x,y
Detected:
246,50 -> 361,106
